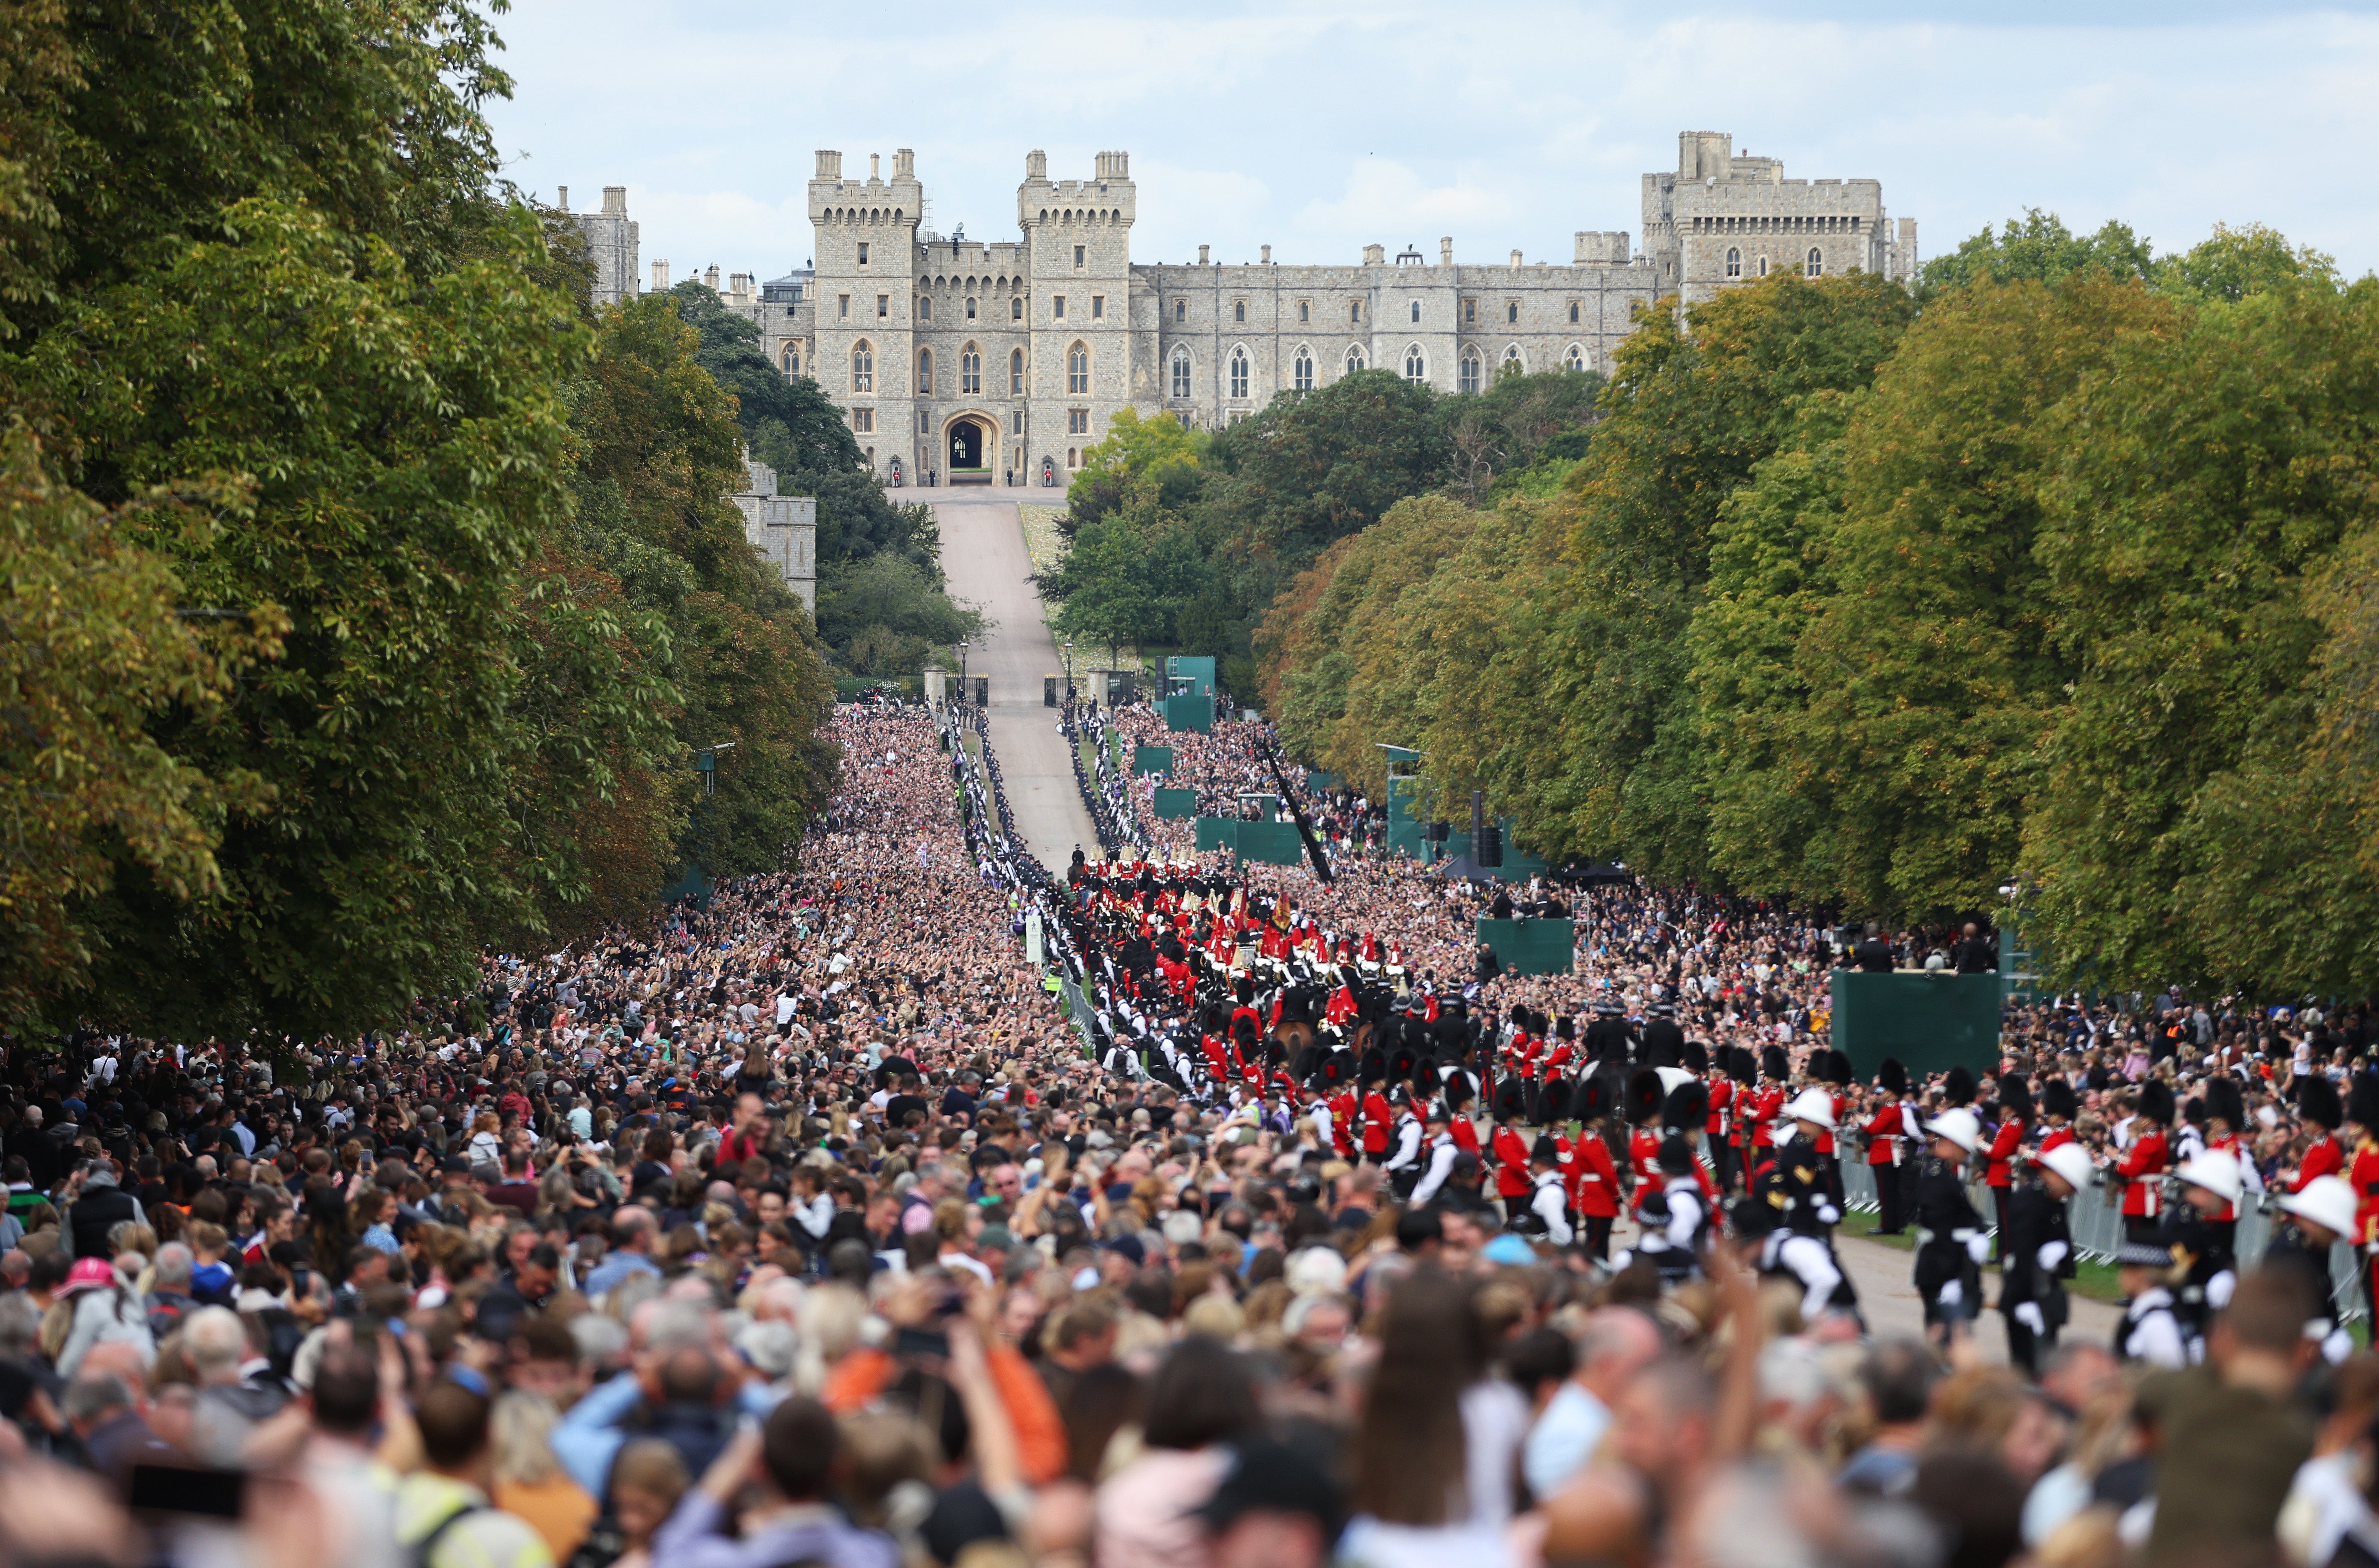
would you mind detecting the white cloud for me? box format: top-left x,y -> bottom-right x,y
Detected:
487,0 -> 2379,281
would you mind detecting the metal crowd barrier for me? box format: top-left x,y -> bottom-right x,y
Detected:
1840,1159 -> 2364,1321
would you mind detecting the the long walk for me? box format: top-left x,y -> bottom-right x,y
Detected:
930,491 -> 1101,873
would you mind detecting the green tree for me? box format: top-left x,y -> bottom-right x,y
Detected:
1441,363 -> 1603,503
1919,208 -> 2154,296
1503,271 -> 1918,877
1775,275 -> 2182,921
2155,222 -> 2339,304
1066,407 -> 1207,531
1046,481 -> 1217,663
2026,279 -> 2379,994
1198,368 -> 1447,620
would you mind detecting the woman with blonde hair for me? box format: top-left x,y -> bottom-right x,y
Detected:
490,1390 -> 599,1562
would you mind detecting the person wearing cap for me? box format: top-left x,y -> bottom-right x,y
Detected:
2000,1141 -> 2091,1374
1509,1135 -> 1573,1247
2113,1238 -> 2188,1369
2165,1147 -> 2246,1355
1911,1103 -> 1989,1339
1617,1134 -> 1709,1284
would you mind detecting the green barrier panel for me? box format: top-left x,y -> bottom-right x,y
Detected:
1195,817 -> 1239,853
1829,971 -> 2002,1080
1153,788 -> 1197,819
1476,918 -> 1575,975
1165,655 -> 1216,698
1305,771 -> 1337,792
1233,821 -> 1305,866
1164,694 -> 1214,734
1386,821 -> 1430,858
1134,745 -> 1175,777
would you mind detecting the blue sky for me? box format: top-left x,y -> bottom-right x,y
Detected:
485,0 -> 2379,284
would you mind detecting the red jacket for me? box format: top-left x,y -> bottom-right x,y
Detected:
1360,1091 -> 1393,1154
1747,1086 -> 1784,1149
1863,1105 -> 1907,1167
2119,1128 -> 2168,1217
1564,1132 -> 1622,1218
2297,1133 -> 2345,1192
1816,1092 -> 1845,1156
2039,1124 -> 2075,1155
1707,1081 -> 1733,1141
1491,1126 -> 1533,1199
1984,1118 -> 2026,1188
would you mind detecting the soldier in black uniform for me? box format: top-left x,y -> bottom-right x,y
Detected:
1635,1003 -> 1682,1072
2163,1147 -> 2244,1358
1911,1104 -> 1990,1343
1999,1142 -> 2090,1374
1741,1087 -> 1860,1326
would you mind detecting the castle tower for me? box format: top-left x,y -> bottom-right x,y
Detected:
808,149 -> 923,478
1017,150 -> 1138,481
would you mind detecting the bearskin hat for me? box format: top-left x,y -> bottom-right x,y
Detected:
1681,1041 -> 1710,1076
2039,1076 -> 2079,1121
1575,1072 -> 1615,1124
1761,1044 -> 1791,1083
1876,1057 -> 1908,1096
1997,1073 -> 2034,1122
2349,1071 -> 2379,1134
2299,1072 -> 2343,1132
2136,1078 -> 2176,1127
2182,1096 -> 2206,1129
1556,1015 -> 1577,1042
1663,1080 -> 1710,1133
2203,1074 -> 2246,1133
1726,1046 -> 1756,1085
1942,1066 -> 1978,1108
1443,1072 -> 1475,1112
1626,1068 -> 1666,1127
1656,1134 -> 1697,1177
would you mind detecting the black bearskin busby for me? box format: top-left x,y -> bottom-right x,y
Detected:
1681,1041 -> 1709,1076
2203,1074 -> 2246,1133
1942,1065 -> 1977,1108
2136,1078 -> 2176,1127
1626,1068 -> 1666,1127
1997,1072 -> 2034,1123
1876,1058 -> 1909,1096
2349,1071 -> 2379,1134
1662,1080 -> 1709,1134
2299,1072 -> 2342,1132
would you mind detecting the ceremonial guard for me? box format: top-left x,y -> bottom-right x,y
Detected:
1563,1073 -> 1623,1262
1911,1102 -> 1990,1340
1743,1086 -> 1859,1325
2165,1148 -> 2243,1356
2292,1074 -> 2345,1191
2271,1176 -> 2360,1364
2000,1142 -> 2091,1374
2117,1079 -> 2174,1243
1983,1073 -> 2031,1243
1863,1059 -> 1917,1235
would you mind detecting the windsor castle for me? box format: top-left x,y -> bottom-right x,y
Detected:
563,132 -> 1918,491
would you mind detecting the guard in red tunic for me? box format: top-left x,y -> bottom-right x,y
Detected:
1985,1073 -> 2032,1244
1864,1058 -> 1915,1235
2118,1079 -> 2175,1243
2295,1075 -> 2346,1192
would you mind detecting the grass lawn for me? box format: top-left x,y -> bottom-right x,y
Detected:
1840,1212 -> 2126,1305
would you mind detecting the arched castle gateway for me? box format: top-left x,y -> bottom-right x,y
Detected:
566,134 -> 1919,487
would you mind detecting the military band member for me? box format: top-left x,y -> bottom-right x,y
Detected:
2000,1142 -> 2091,1374
1912,1104 -> 1990,1341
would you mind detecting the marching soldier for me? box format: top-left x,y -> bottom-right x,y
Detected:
1911,1102 -> 1990,1342
1564,1072 -> 1624,1263
2113,1238 -> 2189,1369
2164,1148 -> 2243,1357
2117,1079 -> 2174,1243
1514,1135 -> 1575,1247
2000,1142 -> 2091,1375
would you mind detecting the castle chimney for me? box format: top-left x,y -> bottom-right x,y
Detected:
869,153 -> 880,181
652,259 -> 670,291
1510,249 -> 1522,267
1439,237 -> 1454,267
1363,243 -> 1385,266
815,150 -> 842,179
556,185 -> 569,211
704,264 -> 720,290
1260,244 -> 1271,264
894,149 -> 914,178
1026,149 -> 1047,180
602,186 -> 626,215
1198,244 -> 1210,265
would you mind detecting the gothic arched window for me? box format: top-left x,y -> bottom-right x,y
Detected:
1229,348 -> 1250,400
851,341 -> 873,393
1170,350 -> 1191,400
1292,348 -> 1314,392
1067,342 -> 1089,395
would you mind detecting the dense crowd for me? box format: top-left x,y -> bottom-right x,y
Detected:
1,698 -> 2376,1568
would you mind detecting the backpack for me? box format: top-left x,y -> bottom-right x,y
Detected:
412,1501 -> 484,1568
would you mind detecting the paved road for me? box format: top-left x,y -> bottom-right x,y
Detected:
1831,1233 -> 2120,1353
932,492 -> 1100,872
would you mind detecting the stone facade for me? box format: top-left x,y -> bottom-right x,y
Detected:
1644,131 -> 1919,305
728,458 -> 817,614
579,132 -> 1914,485
558,186 -> 639,308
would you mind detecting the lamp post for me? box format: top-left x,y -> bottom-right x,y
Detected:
958,641 -> 969,707
1062,639 -> 1074,703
